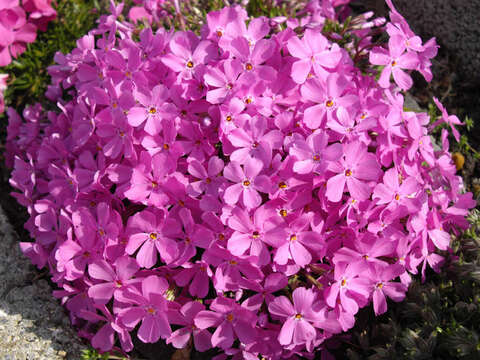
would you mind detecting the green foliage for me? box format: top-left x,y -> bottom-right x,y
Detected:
81,348 -> 129,360
334,210 -> 480,360
2,0 -> 105,113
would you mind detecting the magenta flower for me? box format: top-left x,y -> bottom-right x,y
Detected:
125,209 -> 180,268
223,158 -> 271,210
288,29 -> 342,84
118,275 -> 172,343
127,85 -> 174,135
367,264 -> 407,315
326,141 -> 382,202
324,262 -> 372,315
301,73 -> 358,129
87,256 -> 140,304
79,304 -> 133,353
289,130 -> 342,175
194,296 -> 257,349
431,97 -> 463,142
268,287 -> 320,346
168,301 -> 212,351
369,35 -> 419,90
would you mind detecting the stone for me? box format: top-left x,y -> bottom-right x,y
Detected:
357,0 -> 480,84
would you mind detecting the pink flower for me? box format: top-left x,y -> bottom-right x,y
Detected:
168,301 -> 212,351
118,275 -> 172,343
326,140 -> 381,202
125,208 -> 180,268
268,287 -> 320,346
431,97 -> 463,142
194,296 -> 257,349
288,29 -> 342,84
223,158 -> 271,210
369,35 -> 419,90
87,256 -> 140,304
289,130 -> 342,175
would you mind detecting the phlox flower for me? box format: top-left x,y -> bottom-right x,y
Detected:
432,96 -> 463,142
268,287 -> 320,346
87,256 -> 140,304
301,73 -> 358,130
326,140 -> 381,202
125,208 -> 180,268
168,301 -> 212,351
369,35 -> 419,90
289,130 -> 342,175
223,158 -> 271,210
117,275 -> 172,343
194,296 -> 257,350
287,29 -> 342,84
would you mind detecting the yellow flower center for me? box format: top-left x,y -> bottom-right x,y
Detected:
150,232 -> 157,240
295,313 -> 302,319
245,63 -> 253,71
252,231 -> 260,239
226,313 -> 234,322
243,180 -> 251,187
345,169 -> 352,177
313,154 -> 320,161
278,181 -> 287,189
289,234 -> 297,242
186,61 -> 194,68
149,107 -> 157,114
279,209 -> 287,217
326,99 -> 334,108
341,278 -> 347,287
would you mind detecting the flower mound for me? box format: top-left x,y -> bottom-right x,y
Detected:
6,0 -> 475,358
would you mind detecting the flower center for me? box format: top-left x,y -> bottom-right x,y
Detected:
243,179 -> 251,187
345,169 -> 352,177
115,280 -> 122,288
226,313 -> 234,322
252,141 -> 259,148
279,209 -> 287,217
295,313 -> 302,320
326,99 -> 334,108
229,260 -> 237,265
149,232 -> 157,240
149,107 -> 157,114
163,143 -> 170,150
313,154 -> 321,162
341,278 -> 347,287
278,181 -> 287,189
391,60 -> 397,67
376,282 -> 383,289
218,233 -> 225,241
146,307 -> 156,314
395,194 -> 400,201
205,177 -> 212,184
252,231 -> 260,239
151,181 -> 158,188
289,234 -> 297,242
186,60 -> 194,68
245,63 -> 253,71
226,115 -> 232,122
216,29 -> 223,37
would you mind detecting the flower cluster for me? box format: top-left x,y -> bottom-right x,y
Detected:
6,0 -> 474,358
0,0 -> 56,67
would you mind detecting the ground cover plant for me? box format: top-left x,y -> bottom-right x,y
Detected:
2,0 -> 479,359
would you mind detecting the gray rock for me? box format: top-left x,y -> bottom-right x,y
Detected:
358,0 -> 480,84
0,206 -> 87,360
